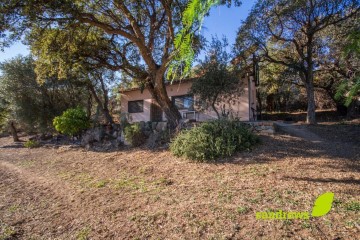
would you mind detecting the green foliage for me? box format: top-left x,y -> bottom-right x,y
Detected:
168,0 -> 241,80
167,0 -> 220,80
76,227 -> 91,240
0,56 -> 41,131
0,223 -> 17,240
343,31 -> 360,58
335,30 -> 360,107
259,60 -> 307,112
170,119 -> 259,161
344,201 -> 360,212
53,107 -> 90,136
0,55 -> 89,133
0,99 -> 10,132
124,123 -> 147,147
24,140 -> 40,148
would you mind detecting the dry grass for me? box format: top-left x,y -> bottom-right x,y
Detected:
0,123 -> 359,239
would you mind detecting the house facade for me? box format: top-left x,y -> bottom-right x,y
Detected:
120,76 -> 257,122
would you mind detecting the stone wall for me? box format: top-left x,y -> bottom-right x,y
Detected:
244,121 -> 275,135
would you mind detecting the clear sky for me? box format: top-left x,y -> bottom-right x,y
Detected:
202,1 -> 254,46
0,1 -> 255,63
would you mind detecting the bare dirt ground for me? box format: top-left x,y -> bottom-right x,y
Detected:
0,122 -> 359,240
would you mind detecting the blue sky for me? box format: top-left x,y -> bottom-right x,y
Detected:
202,1 -> 254,46
0,1 -> 255,63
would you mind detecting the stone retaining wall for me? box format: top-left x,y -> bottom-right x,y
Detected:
244,121 -> 275,135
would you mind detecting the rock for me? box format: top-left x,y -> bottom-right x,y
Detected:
145,121 -> 152,130
151,122 -> 158,131
103,142 -> 113,151
139,121 -> 145,129
176,119 -> 190,131
145,132 -> 161,149
81,127 -> 104,146
29,135 -> 38,141
40,133 -> 53,141
112,123 -> 121,131
156,122 -> 168,132
112,131 -> 118,138
143,130 -> 153,137
145,130 -> 170,149
57,145 -> 79,152
111,139 -> 123,148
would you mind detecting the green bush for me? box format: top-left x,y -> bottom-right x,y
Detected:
124,123 -> 146,147
24,139 -> 40,148
53,107 -> 90,136
170,120 -> 259,161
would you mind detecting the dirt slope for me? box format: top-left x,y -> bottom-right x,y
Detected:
0,124 -> 359,239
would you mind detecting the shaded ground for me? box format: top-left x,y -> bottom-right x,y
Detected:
0,123 -> 359,239
306,122 -> 360,146
262,110 -> 346,122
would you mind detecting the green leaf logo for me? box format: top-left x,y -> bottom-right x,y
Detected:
311,192 -> 334,217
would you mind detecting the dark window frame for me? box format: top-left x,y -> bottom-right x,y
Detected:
128,100 -> 144,113
172,94 -> 194,110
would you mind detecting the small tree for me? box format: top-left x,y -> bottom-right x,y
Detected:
53,107 -> 90,137
191,37 -> 240,119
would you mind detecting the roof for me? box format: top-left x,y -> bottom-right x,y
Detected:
119,77 -> 196,93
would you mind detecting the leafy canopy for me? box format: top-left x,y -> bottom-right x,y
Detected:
335,30 -> 360,107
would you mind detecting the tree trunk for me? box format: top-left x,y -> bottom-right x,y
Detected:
88,84 -> 114,124
256,89 -> 262,120
212,103 -> 220,119
98,77 -> 114,125
305,80 -> 317,124
211,95 -> 220,119
87,91 -> 92,118
151,88 -> 182,129
9,121 -> 20,142
304,35 -> 317,125
102,107 -> 114,125
147,77 -> 182,129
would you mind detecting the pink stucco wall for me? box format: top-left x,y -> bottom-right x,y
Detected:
120,77 -> 257,122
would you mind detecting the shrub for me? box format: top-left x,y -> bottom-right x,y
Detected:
53,107 -> 90,136
124,123 -> 146,147
24,139 -> 40,148
170,120 -> 259,161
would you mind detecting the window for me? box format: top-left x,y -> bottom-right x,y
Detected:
128,100 -> 144,113
172,95 -> 194,110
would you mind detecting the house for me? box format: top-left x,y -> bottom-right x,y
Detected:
120,73 -> 258,123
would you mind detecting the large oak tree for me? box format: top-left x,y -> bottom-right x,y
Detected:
1,0 -> 198,128
1,0 -> 243,128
